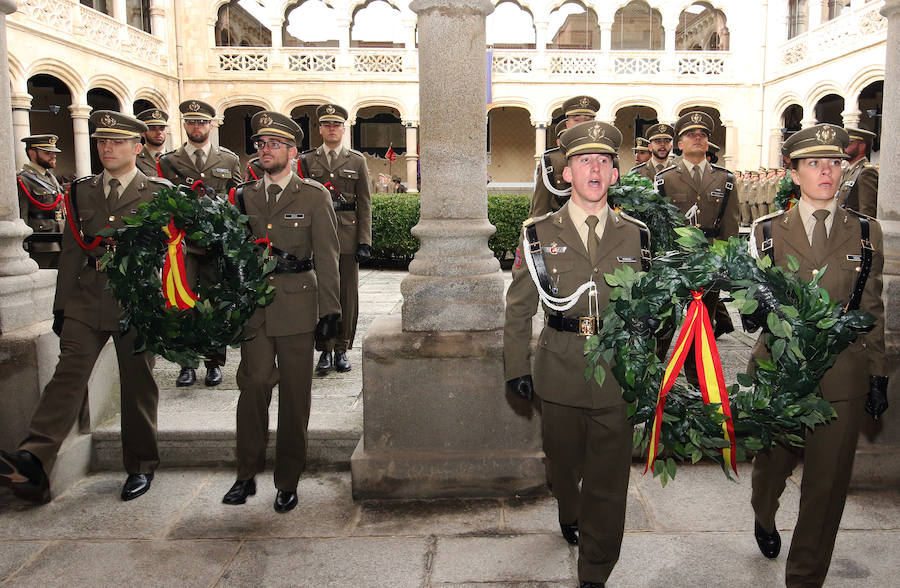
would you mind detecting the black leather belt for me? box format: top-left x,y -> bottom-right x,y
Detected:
333,202 -> 356,212
547,313 -> 602,336
274,257 -> 314,274
29,211 -> 57,220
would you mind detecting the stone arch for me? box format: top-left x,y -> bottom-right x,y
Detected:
26,59 -> 85,100
547,1 -> 601,50
607,96 -> 664,121
349,0 -> 403,47
86,75 -> 130,109
671,97 -> 722,119
611,0 -> 665,50
350,97 -> 407,122
215,95 -> 275,114
487,96 -> 536,120
132,87 -> 170,112
675,1 -> 729,51
772,92 -> 804,120
281,95 -> 334,114
846,66 -> 885,101
487,1 -> 536,48
8,54 -> 27,94
283,0 -> 339,47
804,84 -> 845,111
347,0 -> 402,20
215,0 -> 272,47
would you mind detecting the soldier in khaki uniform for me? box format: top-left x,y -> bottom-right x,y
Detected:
630,123 -> 674,182
299,104 -> 372,375
529,96 -> 600,217
221,111 -> 340,513
655,112 -> 739,350
134,108 -> 168,177
17,135 -> 65,268
737,171 -> 753,228
632,137 -> 651,166
505,121 -> 650,588
1,112 -> 169,503
764,168 -> 778,215
837,127 -> 878,217
747,170 -> 762,221
748,124 -> 887,587
158,100 -> 242,388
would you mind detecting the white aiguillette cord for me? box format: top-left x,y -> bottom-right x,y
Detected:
522,231 -> 600,316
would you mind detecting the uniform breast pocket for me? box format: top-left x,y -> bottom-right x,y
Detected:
78,210 -> 100,234
309,168 -> 325,180
545,259 -> 575,294
338,169 -> 359,181
211,169 -> 232,179
839,253 -> 864,281
276,215 -> 312,250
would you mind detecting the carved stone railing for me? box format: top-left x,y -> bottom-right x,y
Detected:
491,51 -> 533,74
779,0 -> 886,69
351,49 -> 404,73
285,48 -> 336,73
676,51 -> 727,75
611,51 -> 662,75
12,0 -> 166,66
213,47 -> 270,72
546,50 -> 599,75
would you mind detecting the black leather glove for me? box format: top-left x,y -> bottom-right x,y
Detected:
52,310 -> 64,337
866,376 -> 889,421
741,284 -> 780,334
355,243 -> 373,264
507,375 -> 534,401
315,313 -> 340,346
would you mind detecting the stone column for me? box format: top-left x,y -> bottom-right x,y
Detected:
800,113 -> 818,128
343,118 -> 353,150
111,0 -> 127,23
69,104 -> 92,177
722,120 -> 737,170
269,17 -> 283,71
351,0 -> 543,499
769,127 -> 783,168
404,121 -> 418,192
599,21 -> 612,74
841,108 -> 861,128
534,19 -> 547,72
149,0 -> 166,42
808,0 -> 824,30
11,92 -> 32,171
402,16 -> 417,73
534,120 -> 547,165
853,0 -> 900,489
336,16 -> 352,71
663,17 -> 677,73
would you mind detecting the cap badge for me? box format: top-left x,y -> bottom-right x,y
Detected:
579,97 -> 590,108
816,125 -> 836,144
259,114 -> 273,127
48,136 -> 57,146
100,114 -> 117,128
325,105 -> 335,115
189,101 -> 201,112
661,125 -> 669,133
151,110 -> 162,120
588,124 -> 605,141
690,113 -> 703,124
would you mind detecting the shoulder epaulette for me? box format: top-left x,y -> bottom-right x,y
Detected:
750,209 -> 785,230
617,210 -> 649,230
300,148 -> 315,155
656,164 -> 678,175
845,208 -> 876,222
72,175 -> 95,185
631,162 -> 648,171
543,146 -> 561,156
217,145 -> 238,157
710,163 -> 730,172
523,211 -> 552,227
348,148 -> 365,157
148,176 -> 174,187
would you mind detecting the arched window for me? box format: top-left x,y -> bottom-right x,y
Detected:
611,1 -> 664,51
548,2 -> 601,50
351,0 -> 404,48
283,0 -> 339,48
676,2 -> 729,51
788,0 -> 808,39
487,1 -> 535,49
215,0 -> 272,47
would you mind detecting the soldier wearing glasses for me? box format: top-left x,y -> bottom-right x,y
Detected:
17,134 -> 65,268
157,100 -> 242,388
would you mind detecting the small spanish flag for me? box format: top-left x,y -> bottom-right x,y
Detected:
161,218 -> 199,310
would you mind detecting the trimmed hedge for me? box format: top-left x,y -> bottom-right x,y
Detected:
371,193 -> 531,262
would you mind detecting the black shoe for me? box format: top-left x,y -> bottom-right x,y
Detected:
754,520 -> 781,559
222,478 -> 256,505
176,367 -> 196,387
204,366 -> 223,387
560,521 -> 579,545
334,351 -> 351,372
274,490 -> 298,513
316,351 -> 333,376
121,473 -> 154,501
0,449 -> 51,504
580,582 -> 605,588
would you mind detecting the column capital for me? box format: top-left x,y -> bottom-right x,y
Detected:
598,20 -> 613,31
69,104 -> 92,118
10,93 -> 32,110
0,0 -> 17,15
882,0 -> 900,19
410,0 -> 494,16
402,120 -> 419,128
531,119 -> 549,128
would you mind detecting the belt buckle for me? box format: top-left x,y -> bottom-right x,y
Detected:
577,316 -> 596,337
861,238 -> 874,251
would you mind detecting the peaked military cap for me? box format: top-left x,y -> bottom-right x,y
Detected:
645,123 -> 674,141
251,111 -> 303,144
136,108 -> 169,126
554,119 -> 567,138
22,134 -> 62,153
317,103 -> 348,123
90,110 -> 147,139
559,121 -> 622,158
562,96 -> 600,118
782,123 -> 850,160
675,111 -> 715,136
845,127 -> 876,145
179,99 -> 215,121
633,137 -> 650,152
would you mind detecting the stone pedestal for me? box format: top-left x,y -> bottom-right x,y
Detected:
351,0 -> 545,498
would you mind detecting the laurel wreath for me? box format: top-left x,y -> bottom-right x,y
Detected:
774,175 -> 801,212
596,174 -> 874,485
100,186 -> 275,367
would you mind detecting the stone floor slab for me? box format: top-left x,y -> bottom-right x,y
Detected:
353,497 -> 501,537
431,535 -> 573,584
839,489 -> 900,530
218,537 -> 427,587
0,541 -> 48,582
826,530 -> 900,586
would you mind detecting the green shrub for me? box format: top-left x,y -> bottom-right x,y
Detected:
370,193 -> 532,262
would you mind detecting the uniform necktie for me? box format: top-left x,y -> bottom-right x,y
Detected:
328,150 -> 336,168
691,165 -> 702,186
107,178 -> 121,203
267,183 -> 282,212
194,150 -> 205,171
811,209 -> 830,260
585,215 -> 601,263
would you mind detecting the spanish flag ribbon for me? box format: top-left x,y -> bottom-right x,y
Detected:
645,290 -> 737,475
161,218 -> 199,310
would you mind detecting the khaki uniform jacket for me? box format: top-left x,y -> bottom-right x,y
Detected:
504,203 -> 647,409
750,207 -> 885,401
55,171 -> 169,331
838,157 -> 878,217
302,146 -> 372,255
18,162 -> 64,246
135,145 -> 162,177
241,174 -> 341,338
158,144 -> 242,195
630,160 -> 666,183
529,147 -> 570,217
655,160 -> 740,239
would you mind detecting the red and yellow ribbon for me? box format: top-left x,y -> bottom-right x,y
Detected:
161,218 -> 199,310
645,290 -> 737,474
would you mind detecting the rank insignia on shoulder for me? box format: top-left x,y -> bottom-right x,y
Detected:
543,244 -> 566,255
284,213 -> 304,219
617,256 -> 638,263
513,249 -> 522,268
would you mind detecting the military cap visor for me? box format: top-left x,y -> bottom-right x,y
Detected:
634,138 -> 650,152
90,110 -> 147,139
845,127 -> 876,144
136,108 -> 169,126
563,95 -> 600,118
251,111 -> 303,144
554,119 -> 567,138
781,124 -> 850,160
317,104 -> 348,123
22,134 -> 62,153
560,121 -> 622,158
675,111 -> 715,136
645,123 -> 674,141
180,100 -> 215,120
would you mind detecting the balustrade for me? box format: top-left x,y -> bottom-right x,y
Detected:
779,0 -> 886,69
